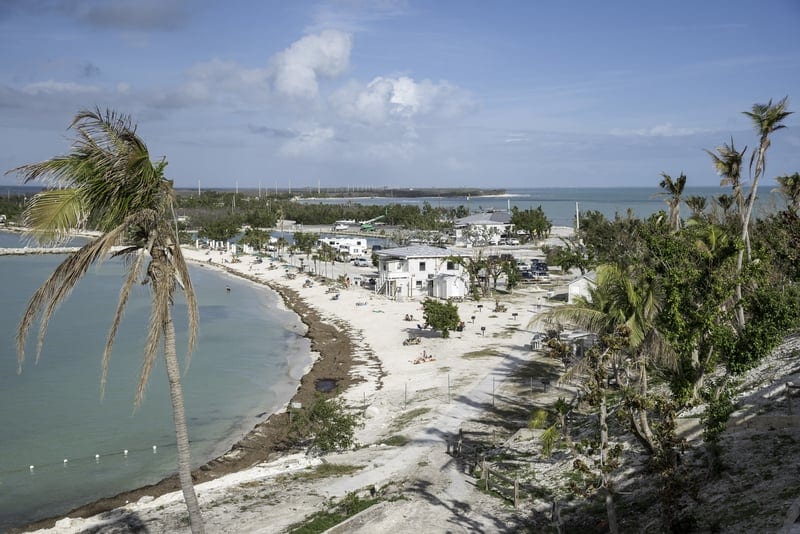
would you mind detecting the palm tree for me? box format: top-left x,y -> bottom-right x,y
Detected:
734,97 -> 792,328
773,172 -> 800,214
658,172 -> 687,231
539,264 -> 672,453
685,195 -> 708,220
712,194 -> 736,223
741,97 -> 792,248
9,109 -> 205,533
705,138 -> 746,222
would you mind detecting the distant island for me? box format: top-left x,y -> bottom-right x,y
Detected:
174,187 -> 506,199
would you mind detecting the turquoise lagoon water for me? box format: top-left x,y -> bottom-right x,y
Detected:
0,232 -> 311,531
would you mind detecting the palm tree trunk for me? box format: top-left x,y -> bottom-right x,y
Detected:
741,144 -> 768,259
690,345 -> 715,404
734,143 -> 768,329
164,314 -> 206,534
599,394 -> 619,534
633,359 -> 658,453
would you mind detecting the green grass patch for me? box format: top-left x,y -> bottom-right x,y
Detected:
288,492 -> 380,534
492,326 -> 520,338
279,463 -> 363,483
378,434 -> 409,447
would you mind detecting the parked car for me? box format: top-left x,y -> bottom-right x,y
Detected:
353,257 -> 371,267
506,238 -> 520,246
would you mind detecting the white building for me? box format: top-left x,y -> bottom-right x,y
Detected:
567,271 -> 597,304
374,245 -> 469,299
317,236 -> 370,258
454,211 -> 513,246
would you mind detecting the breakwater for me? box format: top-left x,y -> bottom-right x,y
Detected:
0,247 -> 80,255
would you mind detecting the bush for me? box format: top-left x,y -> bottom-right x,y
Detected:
291,394 -> 360,454
422,298 -> 460,338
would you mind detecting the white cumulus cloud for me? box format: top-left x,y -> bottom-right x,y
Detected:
271,30 -> 353,99
333,75 -> 472,125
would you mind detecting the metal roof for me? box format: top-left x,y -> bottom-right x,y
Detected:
375,245 -> 469,259
455,211 -> 512,225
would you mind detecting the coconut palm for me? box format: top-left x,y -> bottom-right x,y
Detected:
733,98 -> 792,328
742,97 -> 792,248
658,172 -> 687,231
538,264 -> 672,453
712,194 -> 736,223
685,195 -> 708,220
705,138 -> 746,221
9,109 -> 205,533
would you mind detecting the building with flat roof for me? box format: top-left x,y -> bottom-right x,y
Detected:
374,245 -> 470,299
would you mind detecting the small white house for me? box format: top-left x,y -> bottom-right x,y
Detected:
568,271 -> 597,304
432,274 -> 468,299
374,245 -> 469,299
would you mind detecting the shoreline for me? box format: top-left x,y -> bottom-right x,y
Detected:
15,254 -> 359,533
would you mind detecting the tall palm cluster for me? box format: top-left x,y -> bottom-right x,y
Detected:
9,109 -> 205,533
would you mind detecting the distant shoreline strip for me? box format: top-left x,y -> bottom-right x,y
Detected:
0,247 -> 80,255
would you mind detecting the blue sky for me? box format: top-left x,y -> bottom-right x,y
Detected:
1,0 -> 799,190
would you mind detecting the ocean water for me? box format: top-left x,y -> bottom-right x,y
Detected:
0,232 -> 311,531
300,186 -> 787,227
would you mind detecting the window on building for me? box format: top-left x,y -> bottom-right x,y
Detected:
446,261 -> 455,270
419,261 -> 426,271
416,280 -> 423,288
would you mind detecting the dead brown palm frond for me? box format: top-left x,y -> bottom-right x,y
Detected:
639,327 -> 678,372
171,239 -> 199,360
137,256 -> 174,407
100,250 -> 146,398
16,224 -> 128,370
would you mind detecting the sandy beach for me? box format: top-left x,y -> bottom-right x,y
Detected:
21,235 -> 575,533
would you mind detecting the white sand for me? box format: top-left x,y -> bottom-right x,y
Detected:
35,242 -> 569,533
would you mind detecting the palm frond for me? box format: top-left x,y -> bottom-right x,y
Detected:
538,304 -> 612,335
136,264 -> 171,407
101,250 -> 146,398
171,239 -> 199,361
22,188 -> 85,245
17,225 -> 127,369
